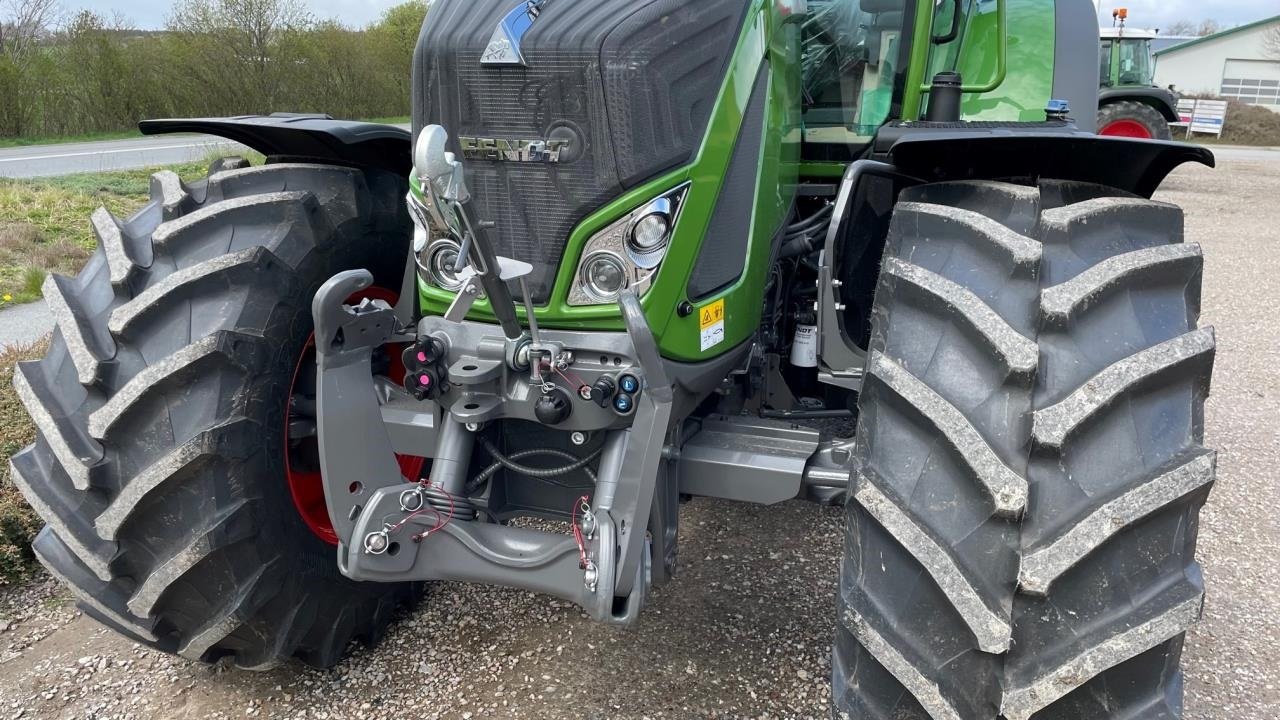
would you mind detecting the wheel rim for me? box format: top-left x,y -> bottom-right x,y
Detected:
1099,119 -> 1154,138
285,286 -> 424,545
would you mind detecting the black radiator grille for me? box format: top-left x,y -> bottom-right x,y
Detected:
413,0 -> 749,304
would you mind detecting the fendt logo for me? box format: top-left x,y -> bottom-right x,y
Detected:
458,137 -> 569,163
482,0 -> 547,66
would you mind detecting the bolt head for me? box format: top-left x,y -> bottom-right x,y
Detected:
577,385 -> 593,401
570,431 -> 587,446
465,422 -> 481,433
583,561 -> 599,593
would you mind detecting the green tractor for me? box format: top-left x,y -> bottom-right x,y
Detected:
14,0 -> 1217,716
1097,9 -> 1180,138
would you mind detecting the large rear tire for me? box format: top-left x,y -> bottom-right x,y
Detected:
832,180 -> 1214,718
12,159 -> 419,669
1097,100 -> 1173,140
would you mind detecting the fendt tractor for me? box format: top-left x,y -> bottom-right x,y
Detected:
1097,8 -> 1179,139
13,0 -> 1219,717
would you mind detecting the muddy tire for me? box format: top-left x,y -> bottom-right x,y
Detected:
11,159 -> 419,669
1097,100 -> 1173,140
832,180 -> 1215,718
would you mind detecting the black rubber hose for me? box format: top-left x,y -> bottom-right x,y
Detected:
785,204 -> 833,233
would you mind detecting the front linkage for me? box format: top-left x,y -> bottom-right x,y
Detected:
310,127 -> 847,623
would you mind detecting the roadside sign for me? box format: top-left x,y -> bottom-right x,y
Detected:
1187,99 -> 1227,137
1169,98 -> 1227,139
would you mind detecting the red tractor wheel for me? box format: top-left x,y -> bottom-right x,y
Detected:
1097,100 -> 1172,140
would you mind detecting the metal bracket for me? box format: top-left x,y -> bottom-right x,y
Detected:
312,270 -> 410,545
605,291 -> 673,598
817,160 -> 925,387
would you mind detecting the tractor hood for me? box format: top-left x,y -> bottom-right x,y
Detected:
411,0 -> 750,303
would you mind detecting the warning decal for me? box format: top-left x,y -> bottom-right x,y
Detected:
699,299 -> 726,352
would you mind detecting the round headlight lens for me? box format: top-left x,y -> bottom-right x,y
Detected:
423,240 -> 465,291
583,252 -> 628,299
630,212 -> 670,251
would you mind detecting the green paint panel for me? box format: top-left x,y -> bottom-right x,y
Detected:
959,0 -> 1054,121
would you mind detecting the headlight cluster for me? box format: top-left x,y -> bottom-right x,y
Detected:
568,184 -> 689,306
409,192 -> 467,292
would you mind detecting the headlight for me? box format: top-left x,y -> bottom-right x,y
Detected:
417,238 -> 467,291
581,252 -> 629,300
630,211 -> 670,252
568,184 -> 689,307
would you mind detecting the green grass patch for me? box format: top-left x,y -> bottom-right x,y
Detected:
0,152 -> 262,303
0,340 -> 46,586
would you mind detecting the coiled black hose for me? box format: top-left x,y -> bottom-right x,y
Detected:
465,441 -> 601,495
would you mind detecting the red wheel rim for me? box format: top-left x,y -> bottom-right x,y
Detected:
1099,119 -> 1153,138
284,286 -> 427,545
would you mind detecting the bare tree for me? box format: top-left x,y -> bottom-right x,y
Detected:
1263,23 -> 1280,61
1163,19 -> 1221,37
0,0 -> 59,58
167,0 -> 312,113
1196,19 -> 1221,36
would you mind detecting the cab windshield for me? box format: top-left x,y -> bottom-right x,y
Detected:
801,0 -> 906,138
1116,38 -> 1154,86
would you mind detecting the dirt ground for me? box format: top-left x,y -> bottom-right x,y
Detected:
0,156 -> 1276,719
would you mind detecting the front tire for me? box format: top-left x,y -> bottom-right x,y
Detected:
832,180 -> 1215,718
12,159 -> 418,669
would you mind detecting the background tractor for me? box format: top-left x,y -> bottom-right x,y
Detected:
12,0 -> 1218,717
1098,8 -> 1180,138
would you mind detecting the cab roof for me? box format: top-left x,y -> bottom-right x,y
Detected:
1101,27 -> 1159,39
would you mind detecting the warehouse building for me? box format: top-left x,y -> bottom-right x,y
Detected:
1154,15 -> 1280,112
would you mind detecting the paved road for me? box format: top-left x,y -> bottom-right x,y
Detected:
0,135 -> 250,178
0,299 -> 51,350
1207,145 -> 1280,163
0,124 -> 413,178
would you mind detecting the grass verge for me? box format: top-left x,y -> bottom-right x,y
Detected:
0,152 -> 263,304
0,340 -> 46,586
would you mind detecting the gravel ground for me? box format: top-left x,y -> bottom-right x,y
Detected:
0,157 -> 1275,719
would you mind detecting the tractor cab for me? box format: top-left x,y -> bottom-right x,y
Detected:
1096,8 -> 1178,137
1100,25 -> 1157,88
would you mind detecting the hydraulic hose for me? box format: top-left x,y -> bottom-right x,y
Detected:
466,442 -> 601,494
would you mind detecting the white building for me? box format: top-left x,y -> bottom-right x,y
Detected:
1154,15 -> 1280,113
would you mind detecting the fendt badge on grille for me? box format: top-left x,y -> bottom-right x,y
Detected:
458,137 -> 568,163
482,0 -> 546,66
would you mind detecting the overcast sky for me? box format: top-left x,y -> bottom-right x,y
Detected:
64,0 -> 1280,31
1093,0 -> 1277,31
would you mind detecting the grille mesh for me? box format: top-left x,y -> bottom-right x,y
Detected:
413,0 -> 748,303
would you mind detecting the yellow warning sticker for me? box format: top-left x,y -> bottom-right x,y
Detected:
699,299 -> 726,351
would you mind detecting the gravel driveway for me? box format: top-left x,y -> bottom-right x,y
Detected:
0,157 -> 1275,719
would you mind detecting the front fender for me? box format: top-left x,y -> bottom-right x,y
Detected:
140,114 -> 413,177
876,126 -> 1214,198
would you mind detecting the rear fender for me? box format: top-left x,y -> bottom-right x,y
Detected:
1099,87 -> 1181,122
140,114 -> 413,177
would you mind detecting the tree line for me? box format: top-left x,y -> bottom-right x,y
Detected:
0,0 -> 427,140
